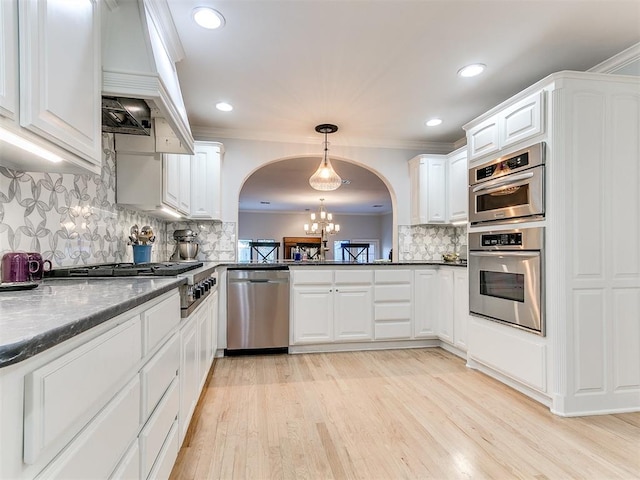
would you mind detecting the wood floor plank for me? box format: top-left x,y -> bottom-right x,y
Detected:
170,348 -> 640,480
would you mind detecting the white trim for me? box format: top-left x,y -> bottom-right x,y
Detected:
588,42 -> 640,74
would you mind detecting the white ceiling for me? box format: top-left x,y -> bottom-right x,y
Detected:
166,0 -> 640,213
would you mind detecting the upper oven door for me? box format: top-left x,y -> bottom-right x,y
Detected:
469,165 -> 544,224
469,250 -> 543,334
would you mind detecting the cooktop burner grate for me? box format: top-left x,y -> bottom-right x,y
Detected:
45,262 -> 204,278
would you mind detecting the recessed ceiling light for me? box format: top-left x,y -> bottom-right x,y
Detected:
426,118 -> 442,127
457,63 -> 486,78
192,7 -> 225,29
216,102 -> 233,112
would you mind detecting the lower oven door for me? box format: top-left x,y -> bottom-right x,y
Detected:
469,250 -> 543,335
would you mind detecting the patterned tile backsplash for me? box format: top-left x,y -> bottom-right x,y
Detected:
0,134 -> 238,266
398,224 -> 467,261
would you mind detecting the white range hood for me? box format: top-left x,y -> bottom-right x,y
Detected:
101,0 -> 194,154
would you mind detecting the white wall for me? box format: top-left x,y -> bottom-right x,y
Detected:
239,211 -> 389,260
206,137 -> 426,225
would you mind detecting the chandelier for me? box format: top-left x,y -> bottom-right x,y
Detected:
309,124 -> 342,191
303,198 -> 340,261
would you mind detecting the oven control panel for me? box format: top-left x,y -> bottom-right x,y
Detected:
481,232 -> 523,247
476,152 -> 530,182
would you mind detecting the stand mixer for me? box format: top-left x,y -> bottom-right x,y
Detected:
171,229 -> 199,261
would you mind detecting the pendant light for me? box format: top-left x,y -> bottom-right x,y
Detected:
309,124 -> 341,191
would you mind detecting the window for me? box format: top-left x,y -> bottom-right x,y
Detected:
238,239 -> 252,262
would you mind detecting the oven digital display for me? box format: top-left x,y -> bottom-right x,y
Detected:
476,152 -> 530,182
481,232 -> 523,247
479,271 -> 525,302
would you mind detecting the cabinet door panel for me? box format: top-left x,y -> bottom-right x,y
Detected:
453,270 -> 469,350
0,0 -> 17,119
414,269 -> 437,338
292,288 -> 332,344
427,157 -> 447,223
501,91 -> 544,149
178,154 -> 191,213
438,269 -> 454,343
163,153 -> 181,209
24,318 -> 141,465
36,377 -> 140,480
179,316 -> 199,443
468,120 -> 499,160
448,149 -> 468,223
18,0 -> 101,164
334,286 -> 372,341
190,143 -> 222,219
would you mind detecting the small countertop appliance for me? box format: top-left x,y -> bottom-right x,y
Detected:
171,229 -> 199,261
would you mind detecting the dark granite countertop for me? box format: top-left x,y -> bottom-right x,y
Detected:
218,260 -> 468,268
0,277 -> 185,368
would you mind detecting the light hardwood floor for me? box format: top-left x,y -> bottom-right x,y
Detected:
170,348 -> 640,480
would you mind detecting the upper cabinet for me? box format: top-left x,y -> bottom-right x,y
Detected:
409,155 -> 447,225
190,142 -> 223,220
447,146 -> 468,224
409,147 -> 468,226
0,0 -> 102,174
116,140 -> 223,220
466,91 -> 545,162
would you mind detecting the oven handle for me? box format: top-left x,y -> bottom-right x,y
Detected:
471,172 -> 535,193
469,251 -> 540,257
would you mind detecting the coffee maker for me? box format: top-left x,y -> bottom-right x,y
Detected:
171,229 -> 199,261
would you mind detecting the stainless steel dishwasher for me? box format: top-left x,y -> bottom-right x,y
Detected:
226,267 -> 290,354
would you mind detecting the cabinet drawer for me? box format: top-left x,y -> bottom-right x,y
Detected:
109,440 -> 140,480
334,269 -> 373,285
141,333 -> 179,421
24,317 -> 142,464
374,269 -> 412,284
146,420 -> 179,480
375,303 -> 412,321
140,377 -> 179,479
143,293 -> 181,355
375,322 -> 411,340
374,284 -> 411,302
35,376 -> 140,480
292,269 -> 333,285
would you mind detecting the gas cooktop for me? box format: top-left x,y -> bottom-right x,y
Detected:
45,262 -> 204,278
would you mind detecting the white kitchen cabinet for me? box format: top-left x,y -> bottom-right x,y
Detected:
0,290 -> 182,480
467,91 -> 544,162
117,140 -> 224,220
190,142 -> 223,220
333,270 -> 373,342
0,0 -> 17,120
178,311 -> 199,444
453,269 -> 468,351
413,269 -> 438,338
437,267 -> 468,353
437,269 -> 454,344
373,269 -> 413,340
447,147 -> 468,224
291,269 -> 373,345
0,0 -> 102,174
409,155 -> 448,225
163,153 -> 191,215
292,286 -> 333,344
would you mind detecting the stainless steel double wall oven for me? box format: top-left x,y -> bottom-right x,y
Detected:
468,143 -> 546,335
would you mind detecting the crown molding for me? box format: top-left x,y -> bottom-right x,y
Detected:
589,42 -> 640,74
191,125 -> 458,154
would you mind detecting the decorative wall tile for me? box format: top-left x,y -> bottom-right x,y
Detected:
0,134 -> 167,266
167,220 -> 237,261
398,224 -> 467,261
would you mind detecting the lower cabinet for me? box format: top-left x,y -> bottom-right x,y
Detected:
291,269 -> 373,344
373,269 -> 413,340
179,291 -> 218,445
0,287 -> 219,480
437,267 -> 468,351
413,269 -> 438,338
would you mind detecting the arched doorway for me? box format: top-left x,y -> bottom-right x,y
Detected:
237,156 -> 396,262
